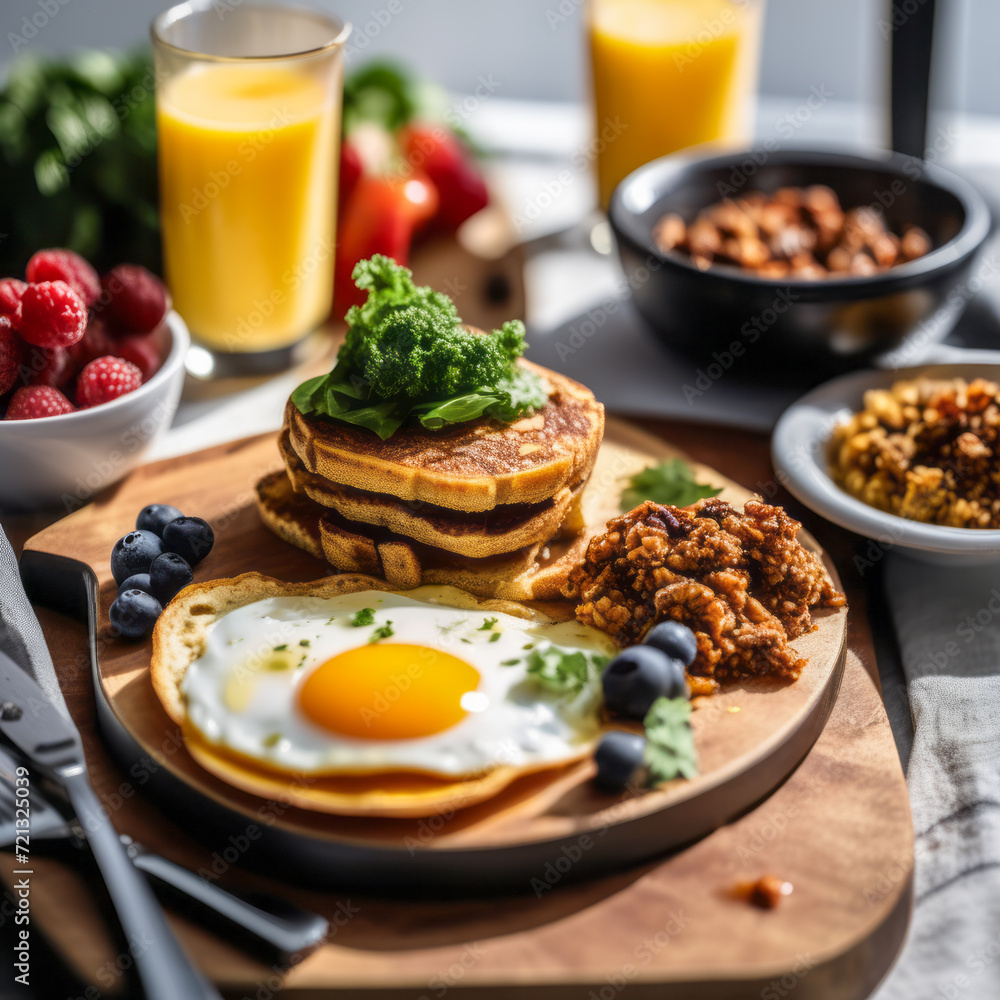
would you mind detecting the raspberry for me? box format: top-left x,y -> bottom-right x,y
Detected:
76,355 -> 143,407
100,265 -> 170,334
26,249 -> 101,307
0,278 -> 27,326
0,317 -> 26,395
69,317 -> 115,369
6,385 -> 75,420
20,345 -> 74,389
114,331 -> 163,381
19,281 -> 88,348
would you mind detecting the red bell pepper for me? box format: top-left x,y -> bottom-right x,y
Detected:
333,171 -> 439,315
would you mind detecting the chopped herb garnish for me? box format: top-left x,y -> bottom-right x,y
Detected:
461,637 -> 473,644
479,617 -> 499,631
352,607 -> 376,627
370,621 -> 395,643
299,639 -> 311,647
501,658 -> 521,666
622,458 -> 722,511
489,631 -> 501,643
527,646 -> 604,696
522,643 -> 534,650
274,644 -> 288,651
262,733 -> 281,748
439,618 -> 468,634
643,697 -> 698,785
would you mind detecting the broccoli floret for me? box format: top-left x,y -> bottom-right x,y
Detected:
292,255 -> 547,438
336,256 -> 527,402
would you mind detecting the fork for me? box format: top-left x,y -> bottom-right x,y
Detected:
0,763 -> 329,966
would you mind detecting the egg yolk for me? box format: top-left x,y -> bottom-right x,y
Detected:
298,644 -> 482,740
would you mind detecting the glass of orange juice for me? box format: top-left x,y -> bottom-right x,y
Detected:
152,2 -> 350,372
589,0 -> 764,208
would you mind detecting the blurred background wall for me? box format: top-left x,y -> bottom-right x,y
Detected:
0,0 -> 992,118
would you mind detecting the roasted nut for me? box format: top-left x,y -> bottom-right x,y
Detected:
653,186 -> 932,278
652,213 -> 686,252
901,226 -> 932,261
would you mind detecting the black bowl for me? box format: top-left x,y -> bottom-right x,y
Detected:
608,147 -> 991,376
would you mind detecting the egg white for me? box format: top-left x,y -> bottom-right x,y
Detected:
181,590 -> 617,778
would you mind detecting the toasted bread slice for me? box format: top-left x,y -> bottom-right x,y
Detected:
256,469 -> 595,601
279,428 -> 585,558
285,360 -> 604,513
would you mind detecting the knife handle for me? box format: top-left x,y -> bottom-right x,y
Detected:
63,771 -> 223,1000
127,844 -> 329,965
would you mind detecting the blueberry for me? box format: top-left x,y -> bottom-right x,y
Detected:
594,731 -> 646,790
602,646 -> 687,719
110,589 -> 162,639
149,552 -> 193,604
118,573 -> 152,596
136,503 -> 184,537
110,530 -> 165,586
161,516 -> 214,566
644,621 -> 698,667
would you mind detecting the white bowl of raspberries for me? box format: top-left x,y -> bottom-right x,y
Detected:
0,248 -> 189,513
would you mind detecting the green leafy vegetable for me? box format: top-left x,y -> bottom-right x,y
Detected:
351,608 -> 376,627
478,617 -> 498,631
292,256 -> 548,440
527,646 -> 607,697
370,621 -> 394,643
0,48 -> 161,275
643,697 -> 698,785
621,458 -> 722,511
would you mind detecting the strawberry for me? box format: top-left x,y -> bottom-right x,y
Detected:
6,385 -> 75,420
76,355 -> 143,408
26,248 -> 101,307
19,281 -> 88,348
401,125 -> 489,232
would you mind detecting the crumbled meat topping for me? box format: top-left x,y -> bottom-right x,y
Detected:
563,498 -> 845,684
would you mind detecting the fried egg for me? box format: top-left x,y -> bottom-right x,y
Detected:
181,590 -> 617,778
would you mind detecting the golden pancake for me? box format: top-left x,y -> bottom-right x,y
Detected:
256,470 -> 596,601
280,428 -> 586,558
285,360 -> 604,513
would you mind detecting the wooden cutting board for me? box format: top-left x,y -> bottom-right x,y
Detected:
8,419 -> 913,998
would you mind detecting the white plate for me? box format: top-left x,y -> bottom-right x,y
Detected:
771,363 -> 1000,565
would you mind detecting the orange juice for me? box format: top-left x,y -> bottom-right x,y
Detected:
157,63 -> 339,352
589,0 -> 763,207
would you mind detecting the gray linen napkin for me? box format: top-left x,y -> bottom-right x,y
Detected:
0,525 -> 69,717
873,553 -> 1000,999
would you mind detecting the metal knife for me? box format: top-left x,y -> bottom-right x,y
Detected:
0,650 -> 223,1000
0,749 -> 328,967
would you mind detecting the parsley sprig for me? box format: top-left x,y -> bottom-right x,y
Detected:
527,646 -> 609,696
622,458 -> 721,511
643,696 -> 698,785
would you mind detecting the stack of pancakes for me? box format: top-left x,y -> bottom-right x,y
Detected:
257,359 -> 605,600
